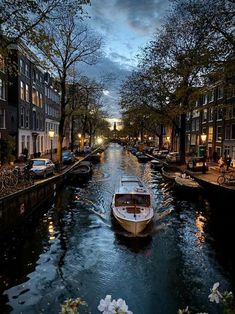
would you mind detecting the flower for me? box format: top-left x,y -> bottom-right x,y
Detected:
178,306 -> 190,314
208,282 -> 222,304
114,298 -> 133,314
97,295 -> 115,314
98,295 -> 133,314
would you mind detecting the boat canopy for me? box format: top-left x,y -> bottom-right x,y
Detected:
114,193 -> 150,207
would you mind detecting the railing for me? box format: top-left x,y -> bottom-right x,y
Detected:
0,165 -> 34,197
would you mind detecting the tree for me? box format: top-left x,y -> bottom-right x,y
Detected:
30,4 -> 102,161
0,0 -> 90,49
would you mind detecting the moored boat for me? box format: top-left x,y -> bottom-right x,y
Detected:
174,174 -> 201,192
69,161 -> 92,181
136,154 -> 149,163
161,165 -> 183,181
150,159 -> 163,170
111,176 -> 154,236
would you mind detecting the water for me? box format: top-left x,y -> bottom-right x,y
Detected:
0,143 -> 234,314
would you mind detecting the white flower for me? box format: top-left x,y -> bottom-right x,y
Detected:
98,295 -> 115,314
178,306 -> 190,314
114,298 -> 133,314
208,282 -> 222,304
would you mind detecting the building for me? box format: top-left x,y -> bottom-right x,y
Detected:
0,41 -> 61,162
186,82 -> 235,163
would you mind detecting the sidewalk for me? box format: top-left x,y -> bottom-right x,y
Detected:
184,161 -> 235,191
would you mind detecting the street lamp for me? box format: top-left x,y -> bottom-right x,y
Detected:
48,129 -> 55,160
201,133 -> 207,143
166,136 -> 170,150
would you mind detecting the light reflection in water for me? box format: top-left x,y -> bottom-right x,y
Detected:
195,212 -> 206,246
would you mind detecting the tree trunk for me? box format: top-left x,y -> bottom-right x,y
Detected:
179,113 -> 186,164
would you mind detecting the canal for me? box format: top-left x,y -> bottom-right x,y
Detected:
0,143 -> 234,314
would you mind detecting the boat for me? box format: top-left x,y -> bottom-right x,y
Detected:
69,161 -> 92,181
150,159 -> 163,170
161,165 -> 183,181
88,152 -> 101,163
136,153 -> 149,163
174,174 -> 201,192
111,176 -> 154,236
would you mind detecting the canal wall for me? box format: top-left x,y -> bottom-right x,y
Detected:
0,146 -> 105,235
0,173 -> 64,234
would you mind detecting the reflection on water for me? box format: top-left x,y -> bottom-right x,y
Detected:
0,143 -> 234,314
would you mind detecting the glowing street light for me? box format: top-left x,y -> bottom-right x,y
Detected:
97,137 -> 103,145
201,133 -> 207,143
48,129 -> 55,160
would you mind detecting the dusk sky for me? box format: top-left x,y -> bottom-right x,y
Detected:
78,0 -> 171,119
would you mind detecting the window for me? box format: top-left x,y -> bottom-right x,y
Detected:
25,109 -> 29,128
208,126 -> 213,143
0,108 -> 5,128
218,86 -> 224,99
20,106 -> 25,127
20,81 -> 25,100
39,93 -> 43,107
196,119 -> 199,131
232,124 -> 235,140
25,64 -> 30,77
32,88 -> 37,105
216,126 -> 222,141
203,109 -> 207,122
225,125 -> 230,140
202,94 -> 208,105
25,84 -> 29,102
208,90 -> 214,102
32,111 -> 36,130
217,107 -> 223,120
191,134 -> 196,145
20,59 -> 25,74
208,108 -> 214,121
0,78 -> 6,100
191,119 -> 196,131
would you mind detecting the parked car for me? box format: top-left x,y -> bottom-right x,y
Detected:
166,152 -> 181,163
62,151 -> 75,164
156,150 -> 169,159
187,157 -> 208,172
30,158 -> 55,178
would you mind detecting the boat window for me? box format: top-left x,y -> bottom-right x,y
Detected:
115,194 -> 150,207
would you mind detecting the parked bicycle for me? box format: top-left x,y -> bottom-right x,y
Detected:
217,171 -> 235,185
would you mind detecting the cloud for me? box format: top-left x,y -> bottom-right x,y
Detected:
81,0 -> 170,118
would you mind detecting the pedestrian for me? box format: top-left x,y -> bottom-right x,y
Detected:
225,155 -> 232,171
218,156 -> 225,172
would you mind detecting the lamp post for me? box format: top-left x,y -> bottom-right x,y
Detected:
200,133 -> 207,173
166,136 -> 170,150
48,129 -> 55,160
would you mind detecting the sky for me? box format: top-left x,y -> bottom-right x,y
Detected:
78,0 -> 171,120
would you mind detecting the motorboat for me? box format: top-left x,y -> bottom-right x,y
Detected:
174,174 -> 201,192
161,165 -> 183,181
150,159 -> 163,170
111,176 -> 154,236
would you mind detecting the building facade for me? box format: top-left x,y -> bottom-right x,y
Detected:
0,42 -> 61,162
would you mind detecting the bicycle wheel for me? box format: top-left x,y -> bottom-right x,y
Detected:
217,175 -> 225,185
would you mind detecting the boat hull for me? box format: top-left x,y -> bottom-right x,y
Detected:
112,209 -> 153,236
